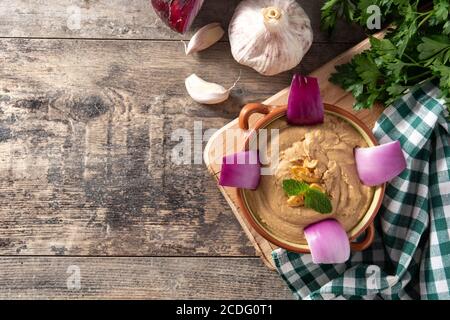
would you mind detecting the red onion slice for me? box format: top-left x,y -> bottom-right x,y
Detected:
219,150 -> 261,190
151,0 -> 204,34
304,219 -> 350,264
354,140 -> 407,186
287,74 -> 324,125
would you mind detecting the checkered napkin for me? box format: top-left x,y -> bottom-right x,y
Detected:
272,81 -> 450,300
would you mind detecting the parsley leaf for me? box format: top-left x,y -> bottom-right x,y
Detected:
417,36 -> 450,65
322,0 -> 450,114
321,0 -> 358,33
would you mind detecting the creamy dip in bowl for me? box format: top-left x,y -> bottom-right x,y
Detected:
237,103 -> 385,253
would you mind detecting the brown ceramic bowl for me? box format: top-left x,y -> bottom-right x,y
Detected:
236,103 -> 385,253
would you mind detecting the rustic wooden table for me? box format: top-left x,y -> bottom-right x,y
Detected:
0,0 -> 364,299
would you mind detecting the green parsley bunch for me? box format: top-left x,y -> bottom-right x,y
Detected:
321,0 -> 450,112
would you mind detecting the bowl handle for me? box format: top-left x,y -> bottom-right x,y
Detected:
239,103 -> 272,130
350,223 -> 375,251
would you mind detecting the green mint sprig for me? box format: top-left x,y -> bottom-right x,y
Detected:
282,179 -> 310,196
282,179 -> 332,214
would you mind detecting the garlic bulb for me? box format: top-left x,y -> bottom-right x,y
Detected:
228,0 -> 313,76
185,74 -> 239,104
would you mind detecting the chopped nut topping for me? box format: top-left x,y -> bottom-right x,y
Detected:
289,158 -> 304,166
310,183 -> 326,193
284,159 -> 330,210
287,195 -> 304,207
304,158 -> 318,169
291,165 -> 321,183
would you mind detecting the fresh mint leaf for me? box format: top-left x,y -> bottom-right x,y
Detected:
305,189 -> 333,214
283,179 -> 333,214
282,179 -> 309,196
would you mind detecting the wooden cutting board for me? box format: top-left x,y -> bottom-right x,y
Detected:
203,34 -> 385,270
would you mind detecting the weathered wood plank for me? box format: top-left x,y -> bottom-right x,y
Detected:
0,0 -> 365,43
0,257 -> 293,299
0,39 -> 354,256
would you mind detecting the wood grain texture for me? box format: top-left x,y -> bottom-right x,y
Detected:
0,39 -> 355,256
0,257 -> 293,299
0,0 -> 365,43
0,0 -> 369,299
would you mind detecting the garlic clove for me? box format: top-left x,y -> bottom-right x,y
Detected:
185,22 -> 225,55
185,74 -> 230,104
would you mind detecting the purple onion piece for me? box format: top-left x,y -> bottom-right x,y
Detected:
354,140 -> 407,186
219,150 -> 261,190
304,219 -> 350,264
287,74 -> 324,126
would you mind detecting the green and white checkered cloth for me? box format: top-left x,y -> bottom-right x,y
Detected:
272,81 -> 450,300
